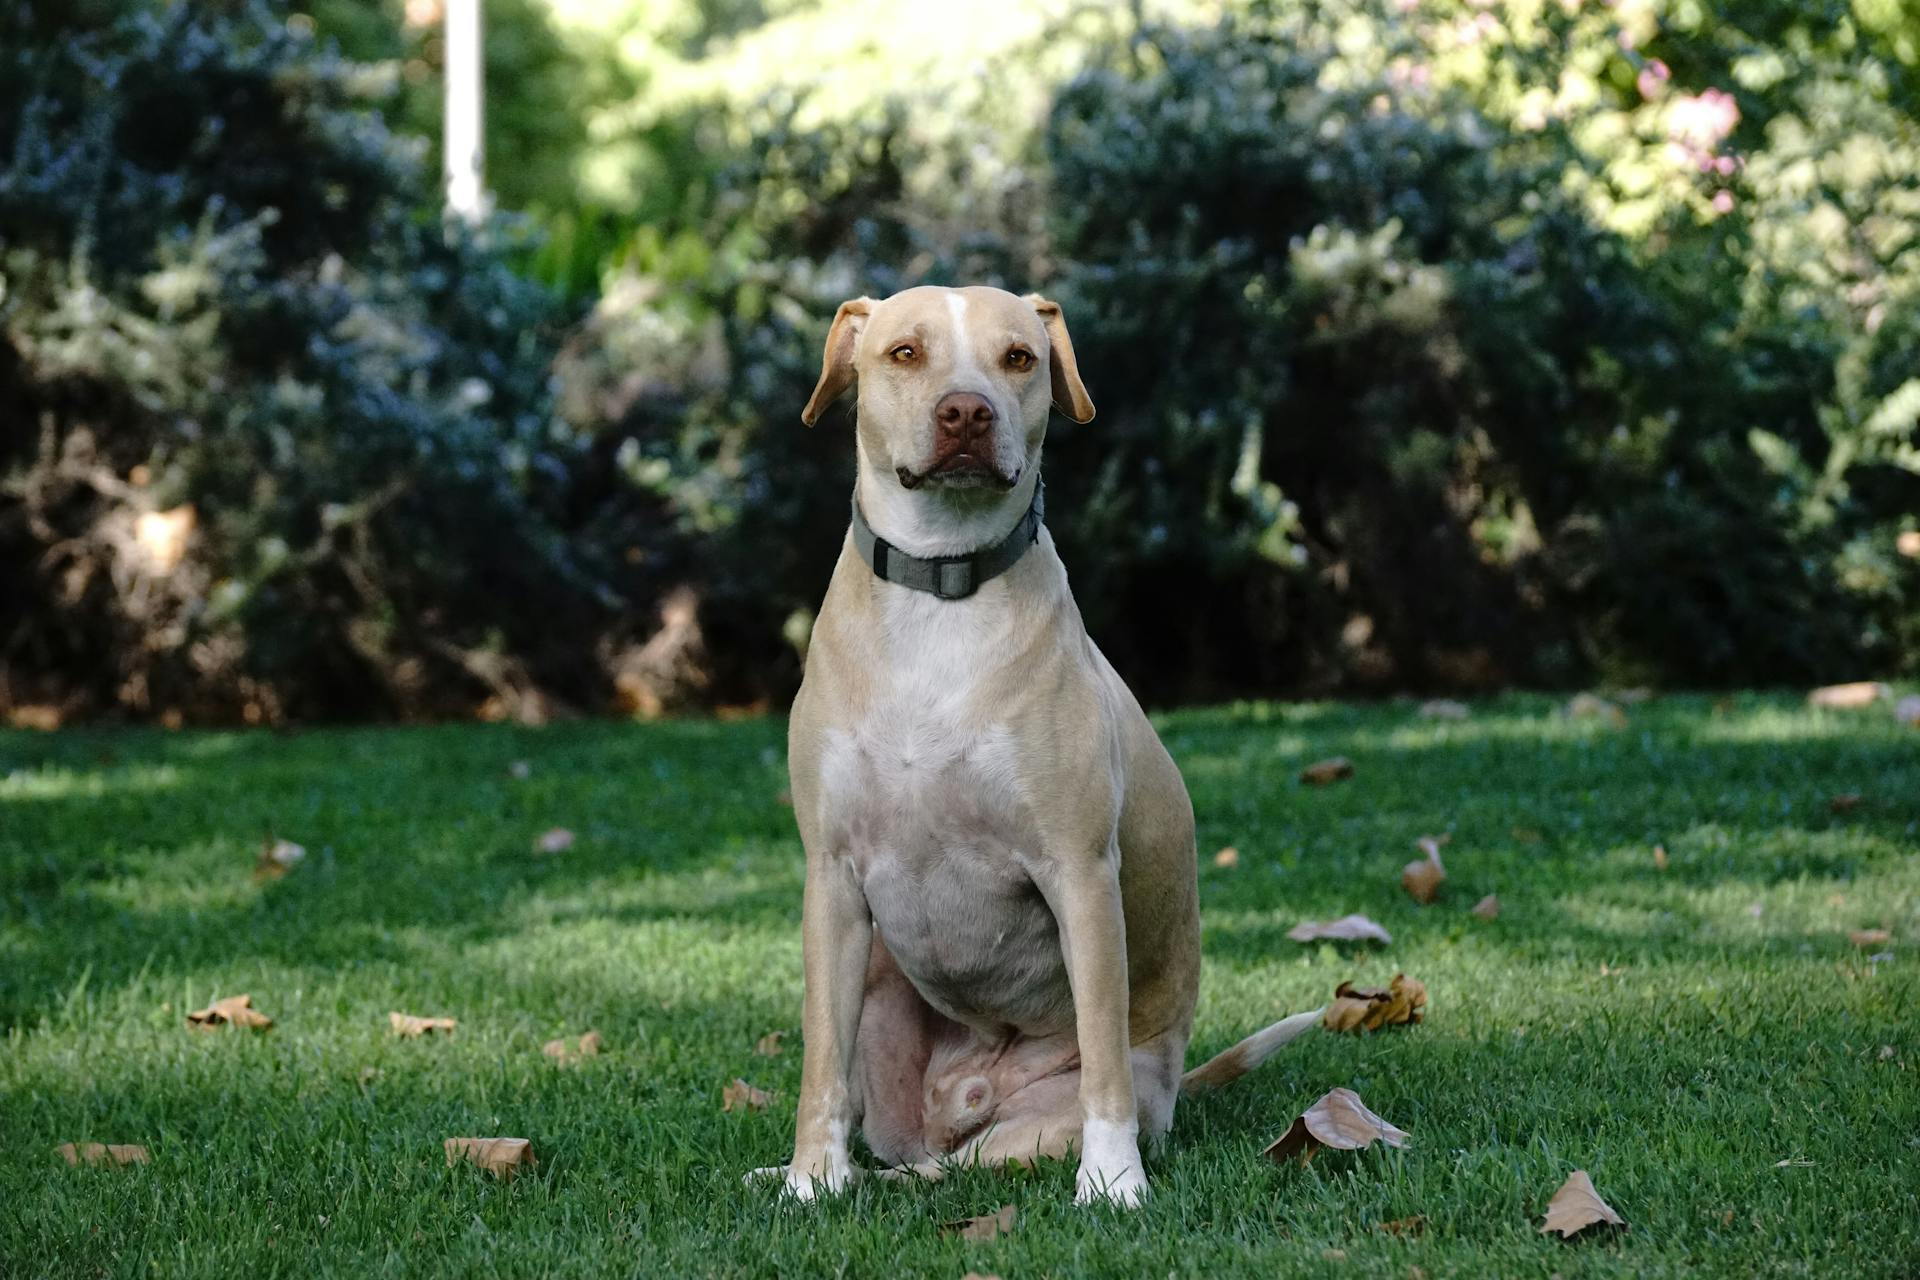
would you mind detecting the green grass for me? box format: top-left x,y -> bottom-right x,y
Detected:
3,694 -> 1917,1278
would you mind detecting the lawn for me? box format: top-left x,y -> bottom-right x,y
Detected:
2,694 -> 1916,1278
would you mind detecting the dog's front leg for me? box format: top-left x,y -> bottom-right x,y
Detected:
1039,842 -> 1148,1207
774,850 -> 872,1200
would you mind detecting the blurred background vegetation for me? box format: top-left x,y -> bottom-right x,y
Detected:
3,0 -> 1917,725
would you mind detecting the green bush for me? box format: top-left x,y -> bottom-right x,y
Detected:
573,0 -> 1919,702
0,0 -> 612,721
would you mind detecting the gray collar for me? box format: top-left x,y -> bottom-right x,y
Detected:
850,479 -> 1045,600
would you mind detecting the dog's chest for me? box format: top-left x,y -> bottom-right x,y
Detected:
812,600 -> 1073,1034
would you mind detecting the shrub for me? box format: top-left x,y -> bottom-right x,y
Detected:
0,0 -> 607,722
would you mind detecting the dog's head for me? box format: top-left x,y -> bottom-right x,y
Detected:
801,286 -> 1095,494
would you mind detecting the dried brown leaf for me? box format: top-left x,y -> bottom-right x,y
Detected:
543,1030 -> 602,1064
1849,928 -> 1892,947
1323,974 -> 1426,1034
1402,838 -> 1447,905
1565,693 -> 1627,727
390,1011 -> 457,1038
1471,894 -> 1500,921
754,1030 -> 785,1057
1378,1215 -> 1426,1237
56,1142 -> 148,1167
1212,845 -> 1241,869
186,993 -> 273,1031
253,838 -> 306,883
1287,914 -> 1393,945
1829,793 -> 1864,814
1539,1169 -> 1626,1237
1653,844 -> 1670,870
722,1078 -> 771,1112
1807,682 -> 1887,709
1262,1087 -> 1410,1162
533,827 -> 575,855
444,1137 -> 535,1179
1300,757 -> 1355,786
947,1205 -> 1017,1242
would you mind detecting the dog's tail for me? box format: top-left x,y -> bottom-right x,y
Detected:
1178,1007 -> 1325,1095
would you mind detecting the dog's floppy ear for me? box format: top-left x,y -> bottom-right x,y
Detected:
801,297 -> 874,426
1023,294 -> 1095,424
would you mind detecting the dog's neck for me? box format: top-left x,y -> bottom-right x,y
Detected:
853,446 -> 1041,560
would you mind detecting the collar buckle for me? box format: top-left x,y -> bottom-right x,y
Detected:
933,558 -> 977,600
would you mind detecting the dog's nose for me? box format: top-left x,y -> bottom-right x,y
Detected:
934,392 -> 995,447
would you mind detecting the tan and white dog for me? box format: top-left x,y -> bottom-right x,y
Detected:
759,285 -> 1317,1208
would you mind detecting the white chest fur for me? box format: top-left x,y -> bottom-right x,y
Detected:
814,584 -> 1075,1036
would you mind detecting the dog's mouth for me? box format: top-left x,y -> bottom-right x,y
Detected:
896,455 -> 1018,491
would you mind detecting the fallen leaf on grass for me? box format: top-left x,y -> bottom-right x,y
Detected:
1402,836 -> 1447,905
542,1030 -> 602,1063
754,1030 -> 785,1057
1540,1169 -> 1626,1237
506,760 -> 532,780
1418,699 -> 1469,720
1263,1087 -> 1410,1163
1807,682 -> 1887,709
1830,793 -> 1864,814
187,994 -> 272,1030
533,827 -> 575,855
1471,894 -> 1500,921
1565,693 -> 1626,727
1849,928 -> 1892,947
444,1137 -> 535,1179
56,1143 -> 148,1167
1300,757 -> 1355,786
961,1274 -> 1003,1280
1323,974 -> 1427,1033
1878,1045 -> 1895,1061
1212,845 -> 1240,869
390,1012 -> 457,1038
1378,1215 -> 1426,1237
946,1205 -> 1016,1242
253,838 -> 306,883
722,1079 -> 771,1112
1653,844 -> 1669,871
1288,914 -> 1393,945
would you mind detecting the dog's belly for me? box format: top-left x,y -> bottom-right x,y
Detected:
820,722 -> 1075,1038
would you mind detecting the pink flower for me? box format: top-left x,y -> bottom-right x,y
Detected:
1636,59 -> 1670,101
1669,88 -> 1740,149
1711,190 -> 1734,213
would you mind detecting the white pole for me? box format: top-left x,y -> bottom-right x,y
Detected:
443,0 -> 487,223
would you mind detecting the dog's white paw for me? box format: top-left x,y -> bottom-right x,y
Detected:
745,1159 -> 856,1201
1074,1156 -> 1148,1207
1074,1117 -> 1148,1208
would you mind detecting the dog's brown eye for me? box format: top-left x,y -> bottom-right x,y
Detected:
890,344 -> 917,363
1005,348 -> 1035,371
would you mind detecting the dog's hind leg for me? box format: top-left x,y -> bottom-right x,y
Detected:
852,932 -> 952,1168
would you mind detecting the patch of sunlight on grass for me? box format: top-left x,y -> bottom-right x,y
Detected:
0,762 -> 186,802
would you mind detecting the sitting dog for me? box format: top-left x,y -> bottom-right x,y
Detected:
760,286 -> 1317,1207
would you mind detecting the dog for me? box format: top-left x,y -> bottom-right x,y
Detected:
758,285 -> 1318,1207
